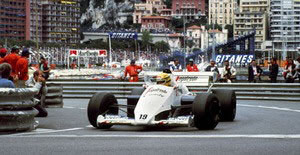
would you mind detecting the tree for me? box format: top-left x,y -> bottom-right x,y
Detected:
186,40 -> 194,49
186,17 -> 208,28
21,40 -> 36,48
153,41 -> 170,53
141,31 -> 153,51
205,24 -> 222,31
164,0 -> 172,8
171,17 -> 184,29
225,25 -> 234,39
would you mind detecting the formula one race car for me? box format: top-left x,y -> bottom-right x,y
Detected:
87,73 -> 236,130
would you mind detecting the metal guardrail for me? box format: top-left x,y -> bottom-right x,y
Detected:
0,88 -> 39,131
47,79 -> 300,101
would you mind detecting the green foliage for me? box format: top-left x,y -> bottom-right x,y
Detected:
123,16 -> 133,29
171,17 -> 184,28
186,17 -> 208,27
193,48 -> 201,52
78,39 -> 136,51
141,31 -> 153,50
205,24 -> 222,31
186,40 -> 194,49
153,41 -> 170,53
164,0 -> 172,8
41,42 -> 61,48
0,39 -> 36,48
225,25 -> 234,38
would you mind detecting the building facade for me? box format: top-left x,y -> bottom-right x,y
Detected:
133,0 -> 166,24
0,0 -> 30,41
208,0 -> 238,26
234,0 -> 269,51
0,0 -> 80,46
141,16 -> 171,31
270,0 -> 300,58
41,0 -> 81,46
187,25 -> 228,49
172,0 -> 206,20
30,0 -> 43,43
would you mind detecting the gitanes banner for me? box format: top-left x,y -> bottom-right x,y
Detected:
215,54 -> 254,64
109,32 -> 138,40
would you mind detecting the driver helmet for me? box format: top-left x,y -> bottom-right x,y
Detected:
156,73 -> 171,86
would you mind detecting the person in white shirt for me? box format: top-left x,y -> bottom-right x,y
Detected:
221,60 -> 236,83
170,59 -> 182,72
295,57 -> 300,82
26,70 -> 48,117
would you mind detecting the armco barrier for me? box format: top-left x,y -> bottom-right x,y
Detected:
45,83 -> 63,108
0,88 -> 39,131
47,79 -> 300,101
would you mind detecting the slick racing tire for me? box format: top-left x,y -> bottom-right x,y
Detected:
192,93 -> 220,130
87,93 -> 118,129
127,88 -> 145,118
213,89 -> 236,121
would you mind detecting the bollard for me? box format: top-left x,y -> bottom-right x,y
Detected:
0,88 -> 39,131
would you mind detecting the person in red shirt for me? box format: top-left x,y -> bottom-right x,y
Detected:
4,46 -> 20,79
123,60 -> 143,82
15,49 -> 30,88
0,48 -> 7,64
186,59 -> 199,72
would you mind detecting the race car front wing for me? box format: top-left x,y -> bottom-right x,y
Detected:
97,115 -> 193,127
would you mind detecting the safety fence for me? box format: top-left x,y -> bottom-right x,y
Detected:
0,88 -> 39,131
47,79 -> 300,101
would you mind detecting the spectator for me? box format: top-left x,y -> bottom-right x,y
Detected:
269,58 -> 279,83
170,59 -> 182,72
71,59 -> 77,69
220,60 -> 236,83
0,63 -> 15,88
186,59 -> 199,72
284,58 -> 296,83
15,49 -> 30,88
26,70 -> 48,117
205,60 -> 220,74
248,60 -> 263,83
0,48 -> 7,64
4,45 -> 20,80
123,60 -> 143,82
39,56 -> 50,80
296,57 -> 300,82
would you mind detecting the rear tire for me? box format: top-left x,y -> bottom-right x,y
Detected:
87,93 -> 118,129
192,93 -> 220,130
213,89 -> 236,121
127,88 -> 145,118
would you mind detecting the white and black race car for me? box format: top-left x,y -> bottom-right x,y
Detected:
87,73 -> 236,130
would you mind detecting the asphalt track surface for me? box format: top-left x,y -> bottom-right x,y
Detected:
1,99 -> 300,155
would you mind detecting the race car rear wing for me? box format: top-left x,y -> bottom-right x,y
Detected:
144,71 -> 216,87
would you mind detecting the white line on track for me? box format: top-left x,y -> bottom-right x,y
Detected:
238,104 -> 300,113
64,106 -> 86,110
63,106 -> 75,109
3,134 -> 300,139
6,128 -> 84,136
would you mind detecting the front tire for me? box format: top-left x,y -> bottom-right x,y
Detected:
192,93 -> 220,130
213,89 -> 236,121
87,93 -> 118,129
